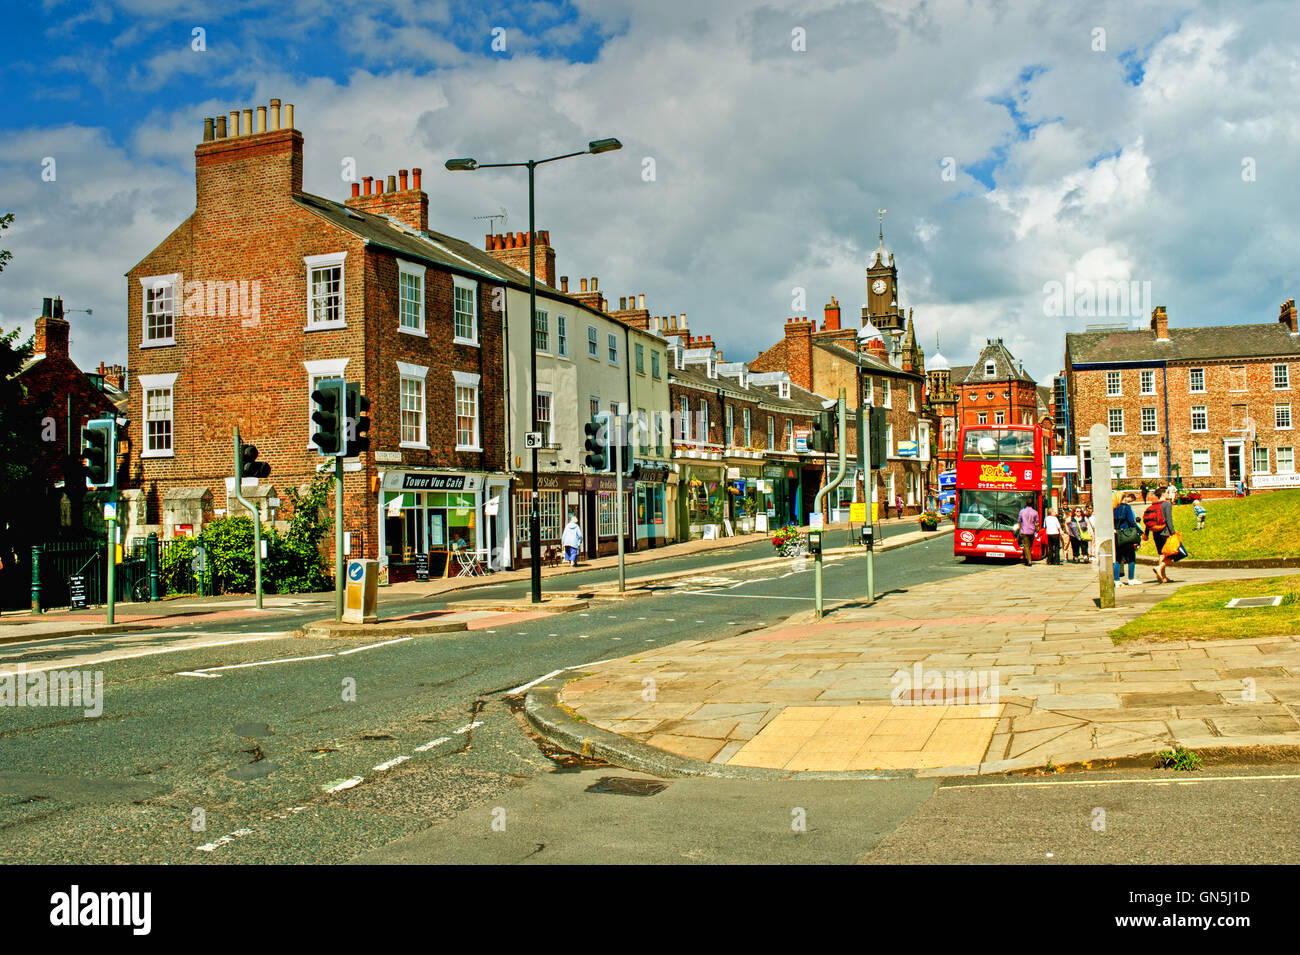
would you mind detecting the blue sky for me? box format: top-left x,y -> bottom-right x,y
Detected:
2,0 -> 1299,384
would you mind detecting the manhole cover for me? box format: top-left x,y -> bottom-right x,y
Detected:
227,760 -> 278,780
1224,596 -> 1283,609
584,776 -> 669,797
233,722 -> 271,738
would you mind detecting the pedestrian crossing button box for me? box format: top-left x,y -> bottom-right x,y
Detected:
808,530 -> 823,555
861,524 -> 873,551
343,558 -> 379,624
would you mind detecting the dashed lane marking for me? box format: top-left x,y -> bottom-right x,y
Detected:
372,756 -> 410,772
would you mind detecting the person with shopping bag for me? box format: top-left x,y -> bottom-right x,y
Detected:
1112,490 -> 1142,586
1143,484 -> 1179,583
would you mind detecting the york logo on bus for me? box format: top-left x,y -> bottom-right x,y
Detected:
977,463 -> 1015,483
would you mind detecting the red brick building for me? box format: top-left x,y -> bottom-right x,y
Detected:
1065,301 -> 1300,496
125,99 -> 514,579
955,339 -> 1041,431
17,297 -> 120,533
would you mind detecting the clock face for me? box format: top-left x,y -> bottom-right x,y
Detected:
872,279 -> 887,295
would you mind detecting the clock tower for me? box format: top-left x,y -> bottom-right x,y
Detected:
865,210 -> 904,334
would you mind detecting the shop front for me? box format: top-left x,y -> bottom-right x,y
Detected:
378,470 -> 489,583
634,465 -> 670,549
513,473 -> 585,567
585,473 -> 633,557
725,462 -> 764,534
682,462 -> 726,539
762,460 -> 802,527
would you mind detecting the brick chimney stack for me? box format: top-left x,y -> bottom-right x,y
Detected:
196,98 -> 303,209
485,230 -> 557,288
1151,305 -> 1169,341
783,317 -> 814,391
823,296 -> 841,331
345,166 -> 429,233
610,291 -> 651,330
34,296 -> 70,359
570,275 -> 605,312
1280,298 -> 1298,335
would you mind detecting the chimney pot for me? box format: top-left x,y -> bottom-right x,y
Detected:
515,231 -> 526,247
485,234 -> 494,249
539,230 -> 549,246
638,293 -> 645,309
580,278 -> 588,292
215,115 -> 227,138
53,296 -> 63,319
399,169 -> 409,190
362,176 -> 373,195
242,108 -> 253,135
256,105 -> 267,133
412,167 -> 421,189
269,98 -> 281,130
619,297 -> 627,310
506,233 -> 516,249
203,117 -> 214,142
375,178 -> 384,195
560,276 -> 568,292
387,174 -> 397,193
351,182 -> 361,197
42,297 -> 53,318
284,103 -> 294,129
591,277 -> 599,291
229,110 -> 240,136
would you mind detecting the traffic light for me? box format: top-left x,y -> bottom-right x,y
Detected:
345,382 -> 371,457
311,377 -> 346,456
584,412 -> 609,471
82,417 -> 115,488
868,406 -> 888,469
240,440 -> 271,479
810,409 -> 835,453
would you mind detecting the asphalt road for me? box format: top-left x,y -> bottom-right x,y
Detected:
4,534 -> 1293,865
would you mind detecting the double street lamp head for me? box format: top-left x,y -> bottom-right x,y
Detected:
443,138 -> 622,172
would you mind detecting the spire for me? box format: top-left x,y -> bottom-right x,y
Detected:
903,309 -> 916,349
872,208 -> 889,267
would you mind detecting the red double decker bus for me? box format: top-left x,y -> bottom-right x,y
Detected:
953,423 -> 1052,560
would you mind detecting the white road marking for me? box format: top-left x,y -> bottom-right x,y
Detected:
175,671 -> 220,678
0,633 -> 291,679
943,773 -> 1300,790
373,756 -> 410,772
414,736 -> 452,752
196,827 -> 255,852
180,653 -> 335,675
453,720 -> 485,734
324,776 -> 364,793
337,637 -> 412,655
679,590 -> 812,601
505,669 -> 564,695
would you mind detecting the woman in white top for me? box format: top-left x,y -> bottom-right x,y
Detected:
1043,507 -> 1062,564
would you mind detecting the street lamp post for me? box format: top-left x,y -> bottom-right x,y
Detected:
445,139 -> 622,604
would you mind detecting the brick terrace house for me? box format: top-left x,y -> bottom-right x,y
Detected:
750,294 -> 933,516
17,297 -> 121,535
1065,301 -> 1300,497
665,329 -> 825,535
125,100 -> 510,580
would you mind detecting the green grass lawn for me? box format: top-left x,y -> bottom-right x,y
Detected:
1111,574 -> 1300,643
1133,488 -> 1300,560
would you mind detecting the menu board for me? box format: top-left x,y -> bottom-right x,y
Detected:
414,552 -> 430,581
69,575 -> 87,610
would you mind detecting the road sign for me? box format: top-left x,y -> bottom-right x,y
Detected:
810,512 -> 824,529
897,440 -> 919,458
191,548 -> 207,574
794,429 -> 811,453
525,431 -> 544,449
102,502 -> 116,520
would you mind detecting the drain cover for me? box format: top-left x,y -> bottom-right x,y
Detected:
584,776 -> 669,797
1225,596 -> 1283,609
233,722 -> 271,738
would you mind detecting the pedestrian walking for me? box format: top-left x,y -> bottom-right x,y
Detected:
561,513 -> 583,567
1084,504 -> 1097,562
1142,484 -> 1177,583
1066,508 -> 1084,562
1043,507 -> 1062,564
1017,499 -> 1040,566
1113,490 -> 1141,586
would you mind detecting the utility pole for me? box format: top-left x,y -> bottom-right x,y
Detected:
335,455 -> 344,621
813,389 -> 847,619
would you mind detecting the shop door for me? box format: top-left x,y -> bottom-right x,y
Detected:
1226,444 -> 1244,485
584,491 -> 598,558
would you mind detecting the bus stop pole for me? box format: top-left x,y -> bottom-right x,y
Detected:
865,411 -> 875,607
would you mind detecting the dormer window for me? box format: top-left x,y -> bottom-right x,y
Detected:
984,361 -> 996,377
779,381 -> 790,399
